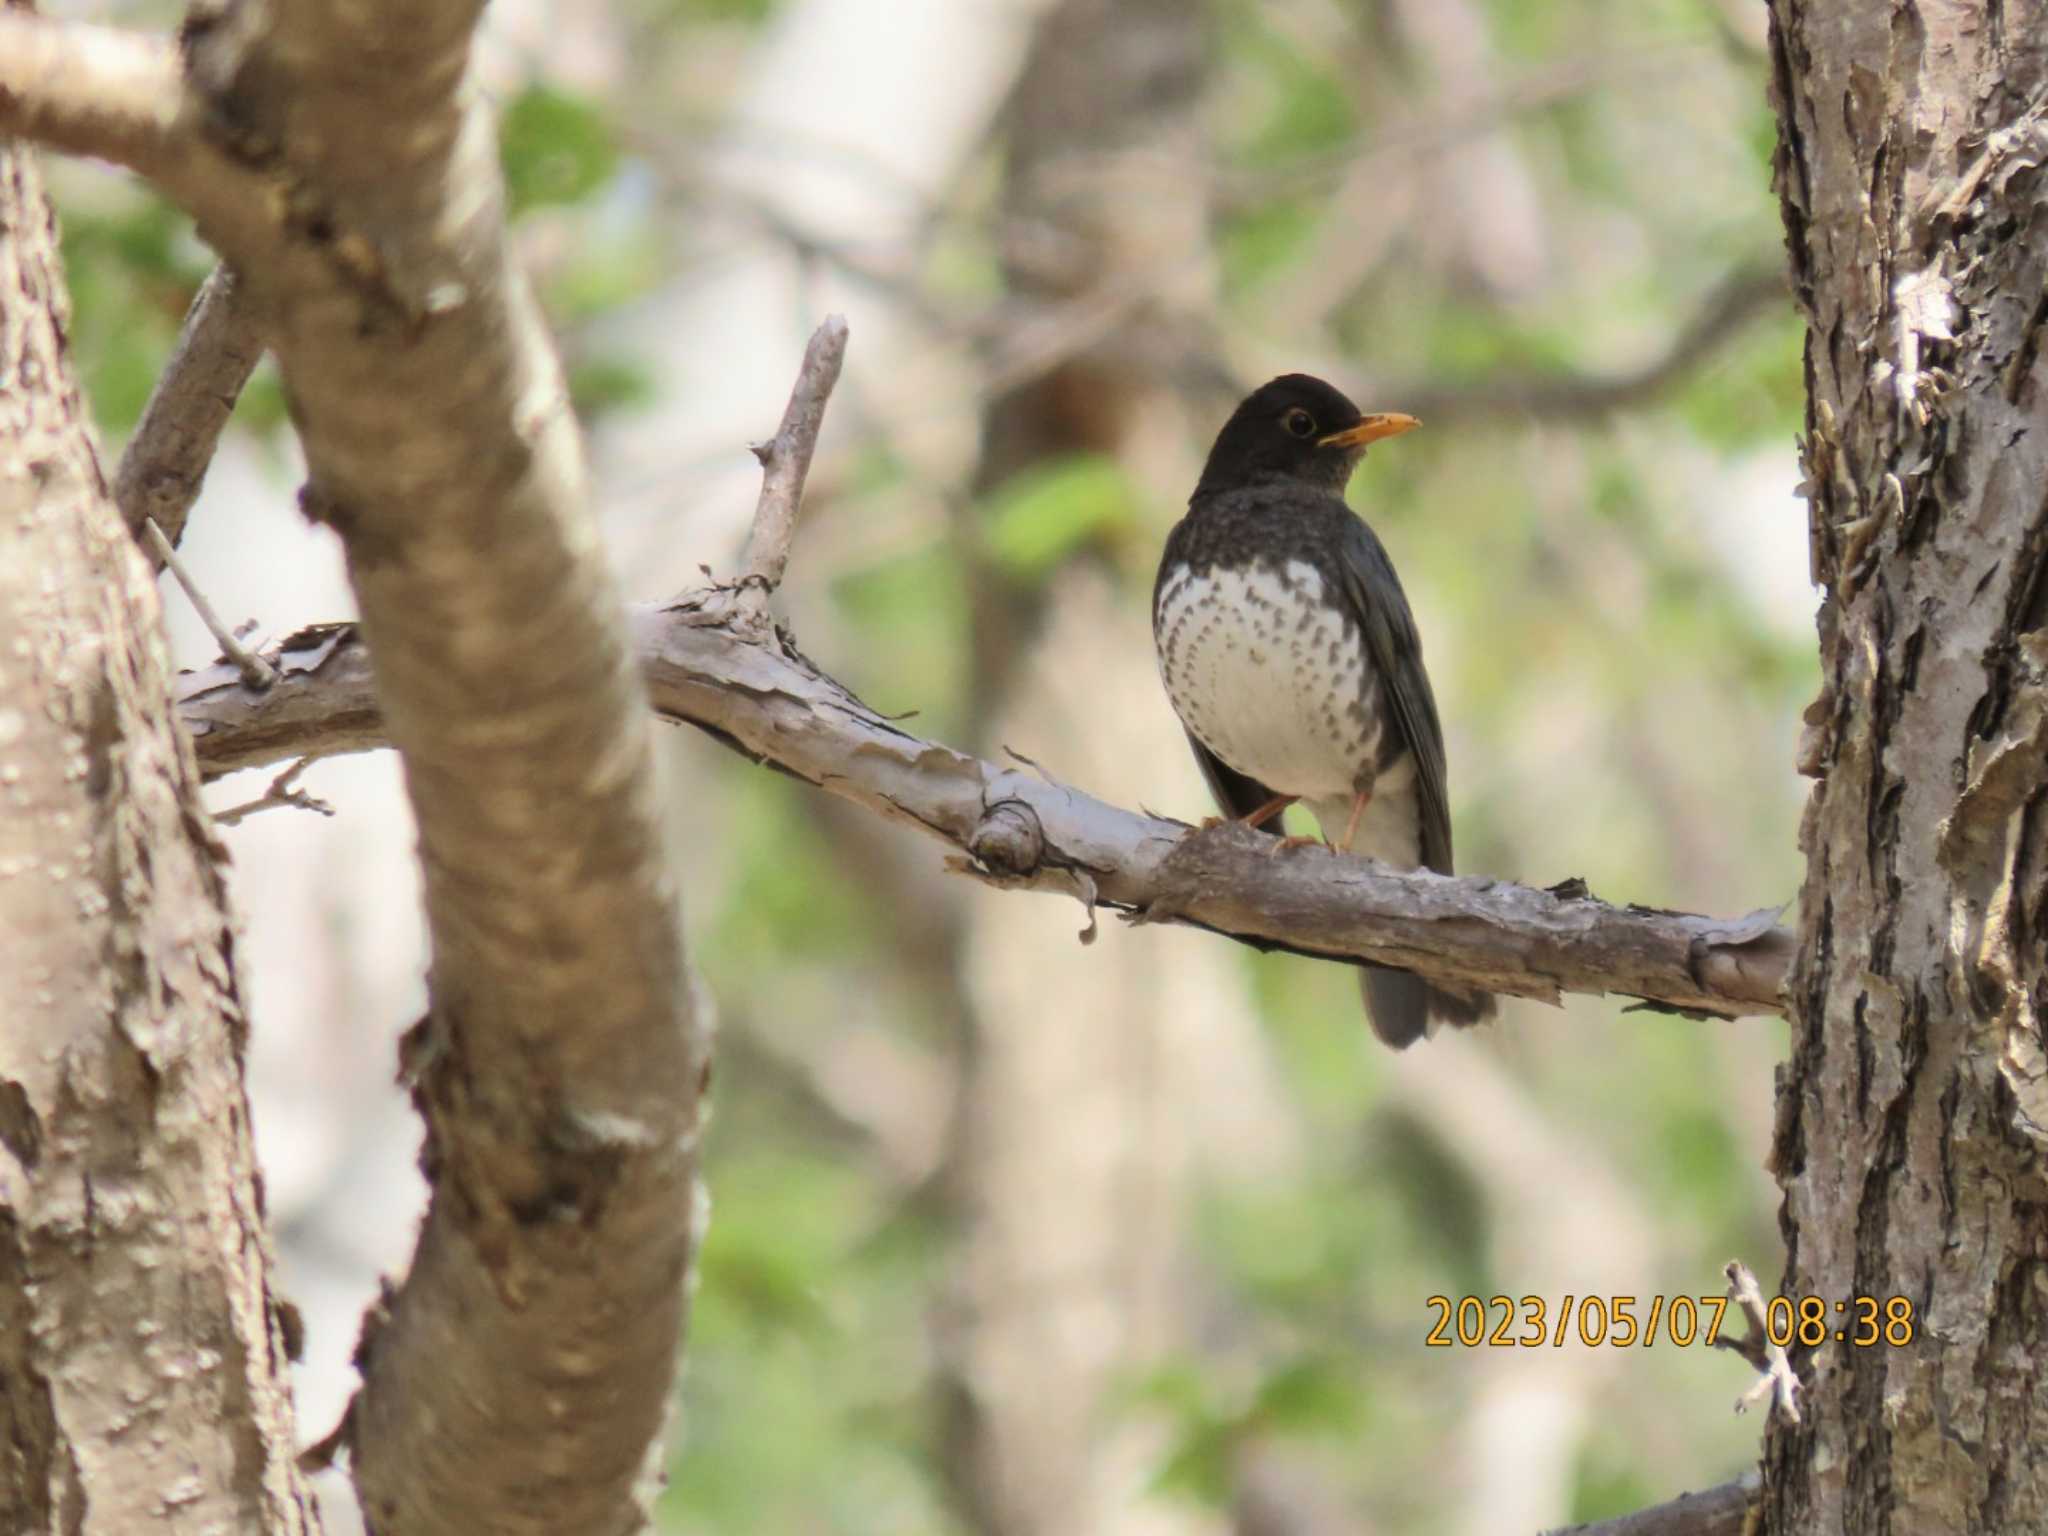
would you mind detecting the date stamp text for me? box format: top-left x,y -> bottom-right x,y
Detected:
1424,1293 -> 1916,1349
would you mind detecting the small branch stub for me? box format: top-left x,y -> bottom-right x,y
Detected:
736,314 -> 850,603
967,799 -> 1047,878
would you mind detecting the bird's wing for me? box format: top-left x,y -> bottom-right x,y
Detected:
1184,729 -> 1284,834
1335,513 -> 1455,873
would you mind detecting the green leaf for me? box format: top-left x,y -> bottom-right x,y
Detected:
567,355 -> 655,419
1252,1355 -> 1366,1436
981,454 -> 1136,578
500,85 -> 620,216
1220,201 -> 1318,294
668,0 -> 778,18
1222,4 -> 1359,167
1151,1416 -> 1238,1508
1127,1358 -> 1219,1419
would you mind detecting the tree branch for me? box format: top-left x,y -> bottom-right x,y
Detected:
1541,1475 -> 1756,1536
176,606 -> 1793,1020
0,13 -> 183,174
0,14 -> 281,261
116,264 -> 264,555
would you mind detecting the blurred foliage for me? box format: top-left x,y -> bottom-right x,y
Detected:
49,0 -> 1809,1530
58,194 -> 212,435
501,84 -> 621,215
980,455 -> 1139,579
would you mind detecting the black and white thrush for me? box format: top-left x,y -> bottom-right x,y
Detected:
1153,374 -> 1493,1048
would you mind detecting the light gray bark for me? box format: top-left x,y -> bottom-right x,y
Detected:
0,137 -> 317,1536
171,600 -> 1794,1019
1765,2 -> 2048,1531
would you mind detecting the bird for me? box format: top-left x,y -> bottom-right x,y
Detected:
1153,374 -> 1494,1048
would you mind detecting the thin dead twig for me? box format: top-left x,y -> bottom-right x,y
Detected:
735,314 -> 850,601
212,758 -> 333,826
144,518 -> 277,692
1714,1259 -> 1803,1425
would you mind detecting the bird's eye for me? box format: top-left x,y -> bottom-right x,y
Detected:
1283,408 -> 1318,439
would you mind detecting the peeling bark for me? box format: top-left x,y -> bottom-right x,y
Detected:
1765,2 -> 2048,1530
171,598 -> 1794,1020
0,139 -> 316,1536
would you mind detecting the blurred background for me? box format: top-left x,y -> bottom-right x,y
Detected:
53,0 -> 1811,1529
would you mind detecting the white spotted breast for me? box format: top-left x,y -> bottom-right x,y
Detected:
1153,557 -> 1386,804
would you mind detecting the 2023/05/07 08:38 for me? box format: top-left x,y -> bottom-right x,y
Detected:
1424,1294 -> 1917,1349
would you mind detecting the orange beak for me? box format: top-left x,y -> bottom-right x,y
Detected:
1318,412 -> 1421,449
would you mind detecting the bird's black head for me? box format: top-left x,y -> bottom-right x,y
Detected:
1192,374 -> 1419,499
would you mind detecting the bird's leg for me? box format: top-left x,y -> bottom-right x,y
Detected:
1242,796 -> 1323,855
1196,795 -> 1303,845
1337,788 -> 1373,853
1240,794 -> 1297,831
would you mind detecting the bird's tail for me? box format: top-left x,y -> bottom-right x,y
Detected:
1361,966 -> 1495,1050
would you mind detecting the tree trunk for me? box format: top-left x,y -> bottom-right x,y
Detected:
0,141 -> 317,1534
937,4 -> 1233,1533
1767,3 -> 2048,1530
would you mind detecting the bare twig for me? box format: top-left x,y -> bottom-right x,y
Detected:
1540,1473 -> 1757,1536
1714,1260 -> 1803,1424
172,607 -> 1795,1020
0,13 -> 183,175
144,517 -> 277,691
736,314 -> 849,600
212,758 -> 333,826
117,265 -> 265,556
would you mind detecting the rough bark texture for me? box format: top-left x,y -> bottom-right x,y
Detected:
941,6 -> 1222,1530
0,138 -> 317,1536
1767,3 -> 2048,1531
